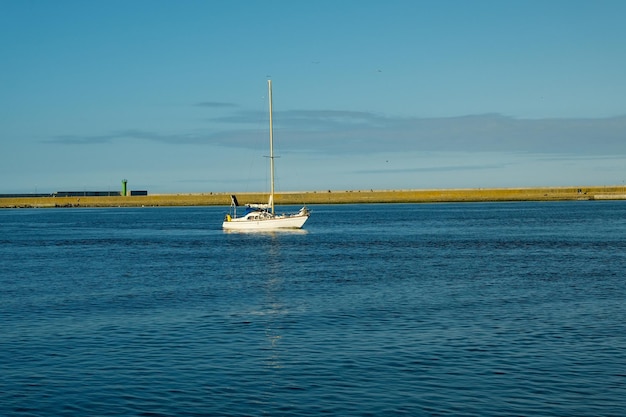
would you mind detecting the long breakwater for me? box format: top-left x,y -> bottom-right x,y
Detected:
2,186 -> 626,208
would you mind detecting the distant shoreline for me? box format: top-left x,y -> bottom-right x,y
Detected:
2,186 -> 626,208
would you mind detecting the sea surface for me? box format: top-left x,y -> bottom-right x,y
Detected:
1,202 -> 625,416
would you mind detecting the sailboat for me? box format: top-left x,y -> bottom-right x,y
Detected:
222,80 -> 310,231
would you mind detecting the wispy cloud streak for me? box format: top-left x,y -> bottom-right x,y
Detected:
355,162 -> 510,175
195,101 -> 239,108
209,110 -> 626,154
48,130 -> 211,145
47,111 -> 626,156
266,112 -> 626,155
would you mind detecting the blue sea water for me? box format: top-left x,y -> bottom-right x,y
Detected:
1,202 -> 625,416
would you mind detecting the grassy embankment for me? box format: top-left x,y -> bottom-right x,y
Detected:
1,186 -> 626,208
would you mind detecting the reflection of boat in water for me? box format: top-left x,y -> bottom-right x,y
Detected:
222,80 -> 310,231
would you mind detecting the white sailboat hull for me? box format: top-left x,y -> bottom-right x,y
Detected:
222,212 -> 309,230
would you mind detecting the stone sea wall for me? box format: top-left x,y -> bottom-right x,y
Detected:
2,186 -> 626,208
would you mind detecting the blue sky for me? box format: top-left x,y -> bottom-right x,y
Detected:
2,0 -> 625,194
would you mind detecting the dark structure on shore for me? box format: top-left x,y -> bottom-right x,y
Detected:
55,191 -> 121,197
0,179 -> 148,199
0,190 -> 148,198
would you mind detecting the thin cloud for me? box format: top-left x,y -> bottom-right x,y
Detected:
195,101 -> 239,108
267,112 -> 626,155
207,110 -> 626,155
355,163 -> 510,175
46,112 -> 626,156
49,134 -> 119,145
47,130 -> 211,145
209,110 -> 265,124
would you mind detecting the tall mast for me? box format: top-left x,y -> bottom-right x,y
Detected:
268,79 -> 275,215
